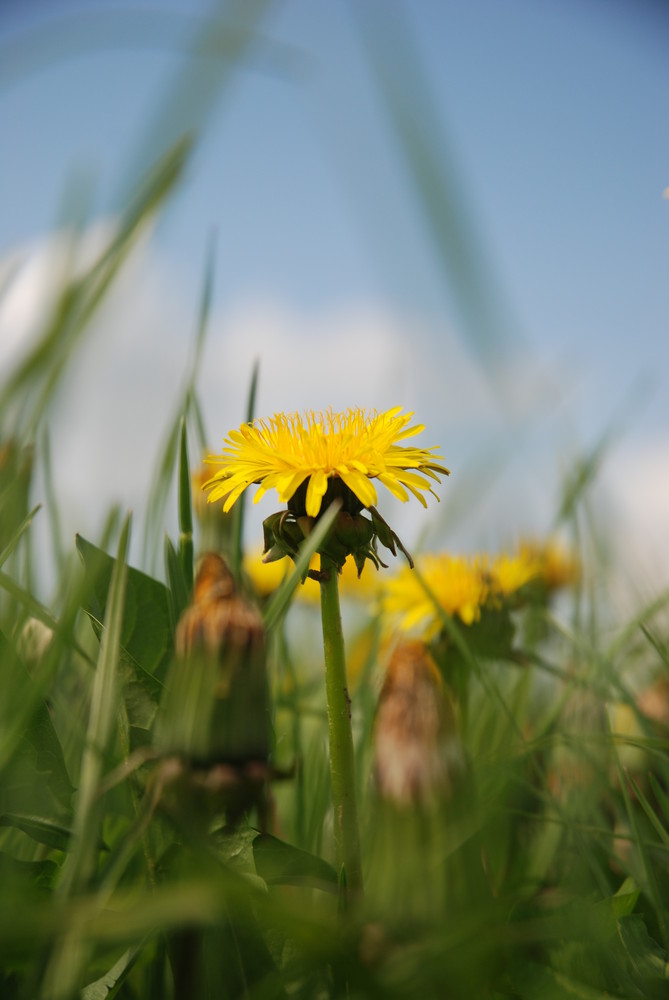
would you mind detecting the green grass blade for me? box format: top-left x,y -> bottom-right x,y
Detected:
40,517 -> 132,1000
263,501 -> 342,633
60,515 -> 131,897
2,139 -> 192,439
142,240 -> 215,570
350,1 -> 525,380
0,503 -> 41,570
627,773 -> 669,848
230,359 -> 260,583
164,533 -> 190,633
616,759 -> 669,949
178,418 -> 194,596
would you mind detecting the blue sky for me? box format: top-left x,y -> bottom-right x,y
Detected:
1,0 -> 668,587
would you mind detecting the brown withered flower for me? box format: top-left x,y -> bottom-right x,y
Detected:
155,552 -> 271,827
373,640 -> 467,808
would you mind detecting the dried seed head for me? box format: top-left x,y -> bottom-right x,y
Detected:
373,640 -> 467,808
176,552 -> 263,661
158,551 -> 269,769
193,552 -> 236,604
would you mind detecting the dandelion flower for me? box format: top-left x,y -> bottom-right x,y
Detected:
203,406 -> 449,518
382,554 -> 489,639
487,551 -> 541,600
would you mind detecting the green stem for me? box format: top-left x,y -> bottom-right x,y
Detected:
319,554 -> 363,896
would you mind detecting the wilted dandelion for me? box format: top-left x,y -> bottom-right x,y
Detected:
373,640 -> 466,808
155,553 -> 270,826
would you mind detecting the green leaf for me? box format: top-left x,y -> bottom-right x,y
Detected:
0,630 -> 74,821
0,814 -> 73,853
252,832 -> 338,892
80,945 -> 142,1000
618,914 -> 669,984
76,533 -> 172,682
0,851 -> 59,894
610,877 -> 640,919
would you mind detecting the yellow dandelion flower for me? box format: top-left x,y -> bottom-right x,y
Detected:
203,406 -> 449,518
487,551 -> 541,599
518,538 -> 580,591
382,554 -> 489,640
243,547 -> 380,603
243,547 -> 294,597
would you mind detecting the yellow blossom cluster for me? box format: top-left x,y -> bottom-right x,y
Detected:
381,540 -> 578,640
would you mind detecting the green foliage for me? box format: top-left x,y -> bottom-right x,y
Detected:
76,533 -> 173,685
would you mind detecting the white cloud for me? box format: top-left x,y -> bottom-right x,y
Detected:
6,229 -> 662,600
600,437 -> 669,590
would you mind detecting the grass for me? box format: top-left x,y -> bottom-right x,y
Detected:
2,279 -> 669,999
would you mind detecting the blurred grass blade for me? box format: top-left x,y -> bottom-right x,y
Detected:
263,501 -> 342,632
115,0 -> 274,203
0,503 -> 41,570
617,760 -> 669,949
230,359 -> 260,582
165,534 -> 190,632
41,427 -> 65,573
60,515 -> 131,897
178,418 -> 194,596
627,773 -> 669,848
0,137 -> 192,437
142,238 -> 216,569
0,569 -> 92,665
606,587 -> 669,661
350,0 -> 525,381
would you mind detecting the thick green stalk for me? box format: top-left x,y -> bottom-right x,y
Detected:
319,554 -> 363,896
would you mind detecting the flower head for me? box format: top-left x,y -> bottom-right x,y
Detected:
382,554 -> 489,639
518,538 -> 580,592
373,640 -> 466,807
204,407 -> 449,576
487,551 -> 541,601
203,406 -> 449,518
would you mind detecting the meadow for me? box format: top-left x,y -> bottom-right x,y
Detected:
2,8 -> 669,998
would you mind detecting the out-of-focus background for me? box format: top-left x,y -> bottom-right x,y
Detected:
1,0 -> 667,592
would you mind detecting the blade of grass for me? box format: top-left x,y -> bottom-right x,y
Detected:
263,501 -> 342,633
40,516 -> 131,999
616,760 -> 669,949
627,773 -> 669,849
142,237 -> 216,569
59,513 -> 131,896
350,0 -> 527,381
178,418 -> 194,596
2,139 -> 192,440
41,427 -> 66,575
0,503 -> 41,570
230,359 -> 260,583
0,569 -> 93,666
